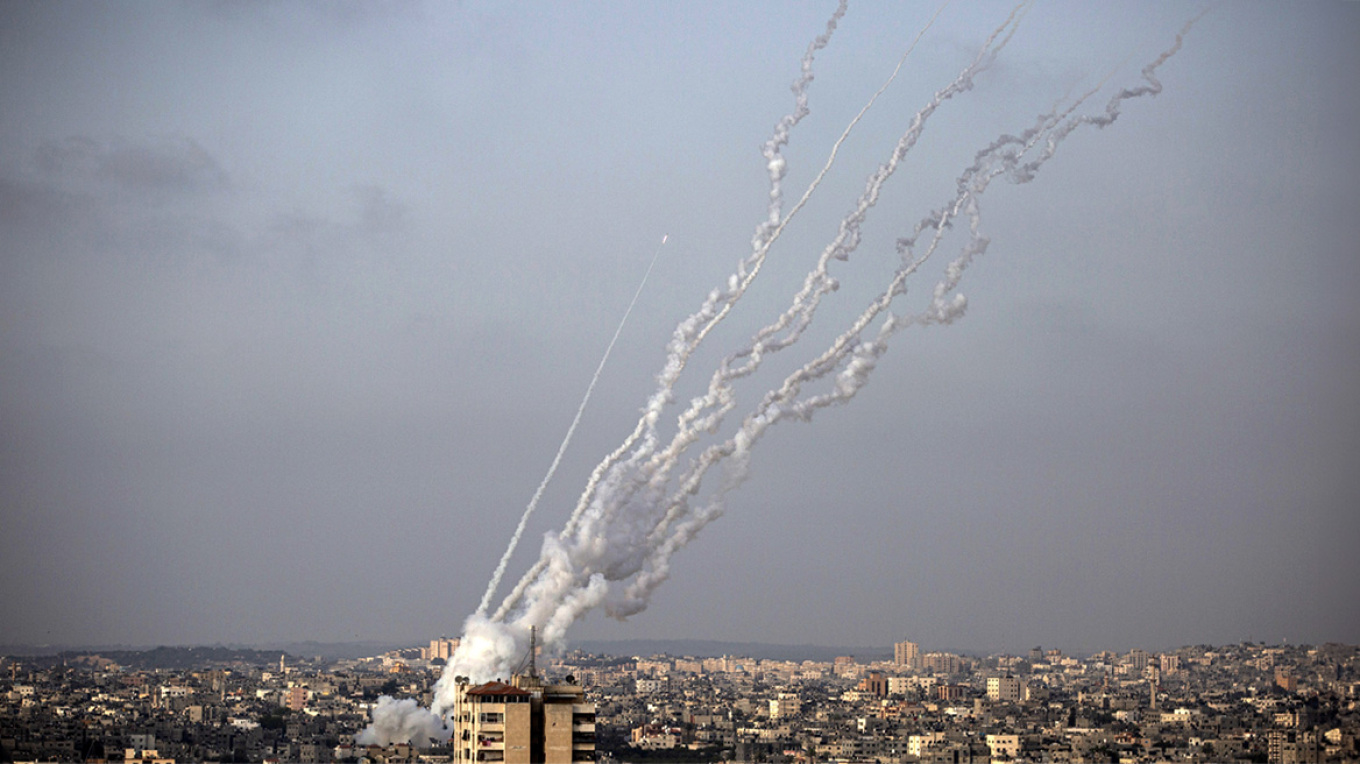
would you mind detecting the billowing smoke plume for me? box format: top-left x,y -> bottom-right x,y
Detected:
355,696 -> 448,748
361,1 -> 1203,745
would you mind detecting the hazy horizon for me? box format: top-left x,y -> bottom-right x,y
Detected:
6,634 -> 1341,665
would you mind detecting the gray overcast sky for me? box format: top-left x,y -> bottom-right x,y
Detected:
2,1 -> 1357,656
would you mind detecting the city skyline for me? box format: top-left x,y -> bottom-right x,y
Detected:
5,637 -> 1357,763
1,2 -> 1357,656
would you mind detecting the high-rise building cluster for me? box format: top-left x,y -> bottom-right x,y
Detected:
424,639 -> 460,663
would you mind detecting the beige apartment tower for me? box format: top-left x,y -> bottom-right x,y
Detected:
987,675 -> 1021,703
894,640 -> 921,669
451,674 -> 595,764
426,637 -> 461,661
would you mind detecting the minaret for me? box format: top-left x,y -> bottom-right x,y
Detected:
1149,665 -> 1160,710
280,654 -> 286,673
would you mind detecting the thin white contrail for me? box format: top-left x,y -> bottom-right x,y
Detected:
494,1 -> 1028,625
475,234 -> 669,616
515,6 -> 1195,627
491,2 -> 953,624
466,0 -> 1199,691
490,0 -> 856,623
366,4 -> 1209,743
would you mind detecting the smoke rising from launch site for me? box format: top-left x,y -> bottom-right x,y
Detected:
359,1 -> 1203,744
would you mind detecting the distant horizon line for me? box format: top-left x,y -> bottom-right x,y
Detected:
2,635 -> 1347,662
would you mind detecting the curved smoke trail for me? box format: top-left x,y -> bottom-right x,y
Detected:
490,0 -> 1027,633
359,2 -> 1205,744
491,0 -> 952,625
466,4 -> 1199,681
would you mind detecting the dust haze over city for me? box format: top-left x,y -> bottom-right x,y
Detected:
1,0 -> 1357,674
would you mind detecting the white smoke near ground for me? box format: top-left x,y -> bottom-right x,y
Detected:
356,696 -> 448,748
360,2 -> 1204,746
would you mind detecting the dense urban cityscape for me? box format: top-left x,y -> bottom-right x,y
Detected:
3,637 -> 1358,764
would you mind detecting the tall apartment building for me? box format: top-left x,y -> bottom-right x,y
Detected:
1160,653 -> 1182,675
426,637 -> 461,662
284,685 -> 307,712
894,640 -> 921,669
987,675 -> 1021,703
1126,649 -> 1151,672
450,674 -> 595,764
923,652 -> 964,675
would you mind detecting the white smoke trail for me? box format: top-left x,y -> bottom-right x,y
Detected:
489,0 -> 860,624
362,3 -> 1206,746
504,7 -> 1192,646
475,234 -> 669,616
611,90 -> 1113,611
609,21 -> 1207,613
492,1 -> 1031,632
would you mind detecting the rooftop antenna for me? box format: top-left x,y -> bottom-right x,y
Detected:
529,626 -> 538,679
